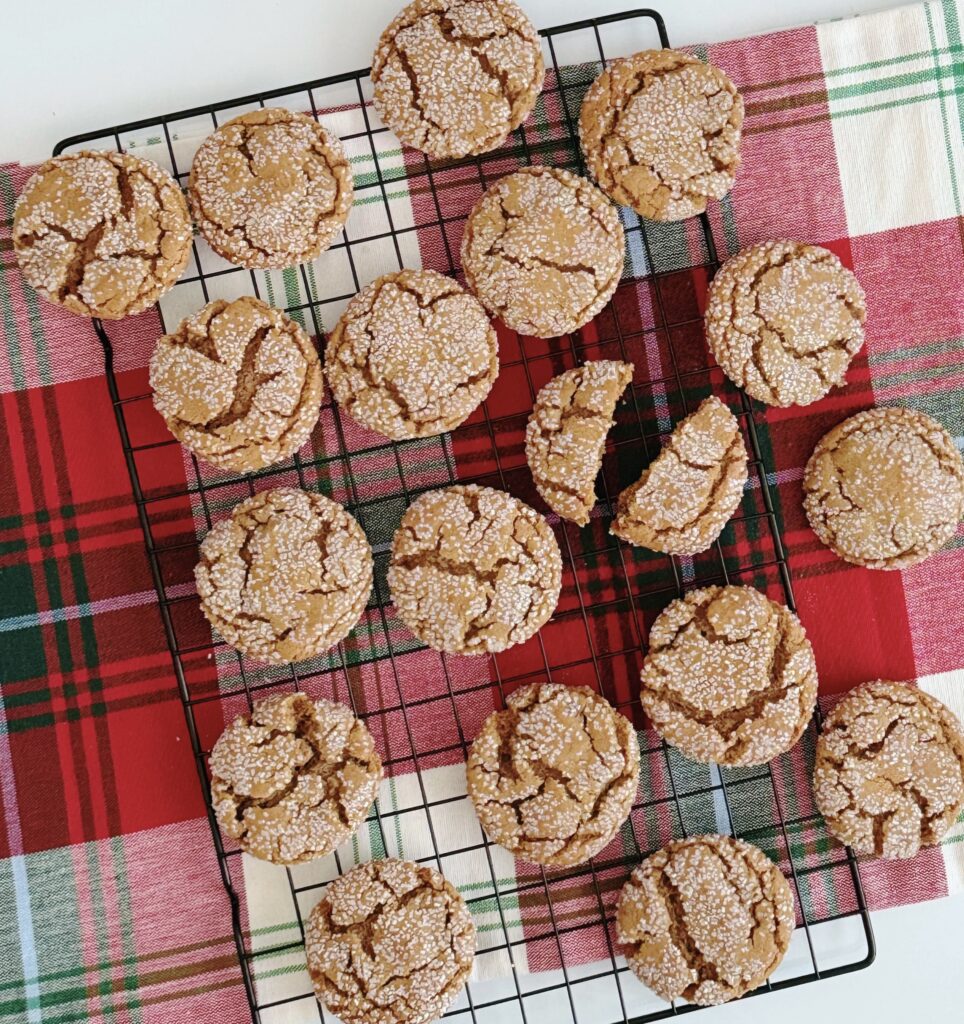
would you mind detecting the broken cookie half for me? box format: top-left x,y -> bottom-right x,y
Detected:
525,359 -> 634,526
611,395 -> 748,555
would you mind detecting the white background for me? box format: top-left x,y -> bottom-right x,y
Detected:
4,0 -> 963,1021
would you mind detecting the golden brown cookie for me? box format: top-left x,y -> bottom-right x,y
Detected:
188,108 -> 353,269
325,269 -> 498,440
305,858 -> 475,1024
209,692 -> 382,864
195,487 -> 372,664
466,682 -> 639,866
813,681 -> 964,859
371,0 -> 545,160
388,484 -> 561,655
616,835 -> 794,1005
150,296 -> 323,472
611,396 -> 748,555
579,50 -> 744,222
13,151 -> 192,319
525,360 -> 634,525
640,586 -> 818,766
803,407 -> 964,569
461,166 -> 625,338
705,241 -> 867,407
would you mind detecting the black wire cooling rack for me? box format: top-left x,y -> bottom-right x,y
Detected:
54,8 -> 875,1023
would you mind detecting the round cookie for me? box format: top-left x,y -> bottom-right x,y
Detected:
467,683 -> 640,866
525,359 -> 634,526
611,396 -> 748,555
705,241 -> 867,407
388,484 -> 561,655
461,166 -> 625,338
210,692 -> 382,864
803,406 -> 964,569
371,0 -> 545,160
326,269 -> 498,440
188,108 -> 353,269
579,49 -> 744,222
640,586 -> 818,766
616,835 -> 795,1005
150,296 -> 323,472
13,150 -> 192,319
195,487 -> 372,664
813,680 -> 964,859
305,858 -> 475,1024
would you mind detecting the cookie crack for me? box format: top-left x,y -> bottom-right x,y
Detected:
618,440 -> 744,540
202,327 -> 280,430
395,45 -> 446,144
654,866 -> 720,992
486,247 -> 599,280
312,871 -> 466,1022
435,13 -> 528,109
728,251 -> 862,402
648,613 -> 805,746
605,65 -> 736,202
392,549 -> 524,584
228,701 -> 374,846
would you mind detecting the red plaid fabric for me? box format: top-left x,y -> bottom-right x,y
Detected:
2,3 -> 964,1021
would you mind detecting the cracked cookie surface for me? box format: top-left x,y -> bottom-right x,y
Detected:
210,692 -> 382,864
803,406 -> 964,569
305,858 -> 475,1024
525,359 -> 633,525
461,166 -> 625,338
388,484 -> 561,655
579,49 -> 743,222
616,835 -> 794,1005
813,681 -> 964,859
150,296 -> 323,472
13,150 -> 192,319
326,269 -> 498,440
640,586 -> 818,766
188,108 -> 353,269
466,682 -> 640,866
195,487 -> 373,664
611,396 -> 748,555
706,241 -> 866,407
371,0 -> 544,159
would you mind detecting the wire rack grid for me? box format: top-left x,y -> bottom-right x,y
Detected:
53,8 -> 875,1024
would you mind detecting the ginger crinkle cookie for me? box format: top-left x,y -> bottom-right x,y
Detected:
326,269 -> 498,440
188,108 -> 353,268
210,693 -> 382,864
196,488 -> 372,664
467,683 -> 639,866
706,241 -> 867,407
611,396 -> 748,555
371,0 -> 544,160
814,681 -> 964,859
306,858 -> 475,1024
616,835 -> 795,1006
526,360 -> 634,525
580,49 -> 744,222
641,586 -> 818,766
150,296 -> 323,472
388,484 -> 561,655
13,151 -> 192,319
461,166 -> 625,338
804,406 -> 964,569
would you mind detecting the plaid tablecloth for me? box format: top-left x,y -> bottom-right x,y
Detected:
2,1 -> 964,1021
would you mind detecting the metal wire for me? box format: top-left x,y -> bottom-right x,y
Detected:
55,9 -> 875,1023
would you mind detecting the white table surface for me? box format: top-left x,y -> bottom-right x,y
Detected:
4,0 -> 962,1021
